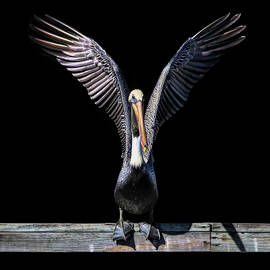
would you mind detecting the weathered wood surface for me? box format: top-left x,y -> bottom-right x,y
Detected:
211,232 -> 270,252
212,223 -> 270,232
0,223 -> 269,252
0,232 -> 210,252
210,223 -> 270,252
0,223 -> 209,232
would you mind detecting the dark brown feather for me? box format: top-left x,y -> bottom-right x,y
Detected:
29,15 -> 131,159
143,13 -> 246,163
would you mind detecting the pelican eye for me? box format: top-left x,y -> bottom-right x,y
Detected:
130,96 -> 137,103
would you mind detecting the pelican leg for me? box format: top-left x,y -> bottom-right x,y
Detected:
139,209 -> 160,241
113,208 -> 134,241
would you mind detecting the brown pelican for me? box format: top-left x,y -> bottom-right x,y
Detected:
29,13 -> 246,241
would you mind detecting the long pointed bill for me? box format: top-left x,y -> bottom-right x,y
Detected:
132,101 -> 147,152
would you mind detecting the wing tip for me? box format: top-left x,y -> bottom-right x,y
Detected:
192,12 -> 245,41
232,13 -> 242,20
239,35 -> 246,42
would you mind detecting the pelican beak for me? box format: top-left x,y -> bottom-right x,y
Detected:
132,101 -> 147,152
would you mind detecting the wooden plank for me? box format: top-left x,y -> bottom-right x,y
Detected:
0,232 -> 210,252
211,232 -> 270,252
212,223 -> 270,233
1,223 -> 269,252
0,223 -> 210,232
211,223 -> 270,252
0,223 -> 210,252
0,223 -> 116,233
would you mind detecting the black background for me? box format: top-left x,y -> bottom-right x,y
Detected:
1,1 -> 268,224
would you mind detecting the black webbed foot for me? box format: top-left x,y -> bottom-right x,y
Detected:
113,221 -> 134,242
139,222 -> 160,241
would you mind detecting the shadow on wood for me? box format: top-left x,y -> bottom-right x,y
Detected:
222,223 -> 246,252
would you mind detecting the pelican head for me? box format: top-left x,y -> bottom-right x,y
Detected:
128,89 -> 147,153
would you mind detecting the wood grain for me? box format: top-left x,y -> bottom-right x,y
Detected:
0,223 -> 209,232
0,223 -> 269,252
211,232 -> 270,252
0,231 -> 210,252
212,223 -> 270,232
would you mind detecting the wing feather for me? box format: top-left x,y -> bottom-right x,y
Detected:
144,13 -> 246,162
30,15 -> 131,159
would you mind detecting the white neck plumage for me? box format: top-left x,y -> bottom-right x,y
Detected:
130,135 -> 144,168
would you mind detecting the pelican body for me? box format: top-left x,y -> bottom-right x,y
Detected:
30,13 -> 246,241
114,90 -> 157,216
115,151 -> 157,215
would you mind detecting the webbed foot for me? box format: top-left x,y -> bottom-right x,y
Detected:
113,221 -> 134,242
139,222 -> 160,241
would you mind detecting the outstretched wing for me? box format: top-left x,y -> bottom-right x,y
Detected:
143,13 -> 246,162
29,15 -> 131,159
